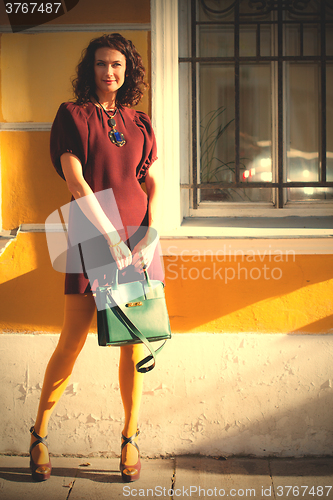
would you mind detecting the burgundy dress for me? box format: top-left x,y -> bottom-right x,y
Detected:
50,102 -> 161,294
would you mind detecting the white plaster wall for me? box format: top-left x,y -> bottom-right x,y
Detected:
0,333 -> 332,458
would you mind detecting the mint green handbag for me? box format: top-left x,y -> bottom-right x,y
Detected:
95,269 -> 171,373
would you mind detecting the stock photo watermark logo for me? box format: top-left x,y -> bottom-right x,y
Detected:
165,245 -> 296,283
45,189 -> 164,310
2,0 -> 80,33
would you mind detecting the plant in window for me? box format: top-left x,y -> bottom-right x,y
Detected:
200,106 -> 235,184
200,107 -> 253,201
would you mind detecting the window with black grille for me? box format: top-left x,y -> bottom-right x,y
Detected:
179,0 -> 333,210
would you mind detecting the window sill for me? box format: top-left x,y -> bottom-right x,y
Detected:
189,204 -> 333,218
17,222 -> 333,255
159,217 -> 333,255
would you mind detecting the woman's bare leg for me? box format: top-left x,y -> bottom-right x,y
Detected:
30,293 -> 96,464
119,343 -> 145,465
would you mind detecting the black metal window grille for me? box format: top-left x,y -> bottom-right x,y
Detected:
179,0 -> 333,209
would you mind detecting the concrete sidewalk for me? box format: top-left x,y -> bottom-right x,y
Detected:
0,455 -> 332,500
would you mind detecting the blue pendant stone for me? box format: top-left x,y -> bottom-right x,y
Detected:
114,131 -> 122,142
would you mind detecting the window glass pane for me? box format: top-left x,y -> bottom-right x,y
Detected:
327,25 -> 333,56
240,64 -> 272,203
260,26 -> 271,57
287,187 -> 333,201
285,25 -> 300,56
286,63 -> 319,184
199,26 -> 234,57
179,0 -> 191,58
327,64 -> 333,182
239,26 -> 256,57
201,187 -> 273,203
327,4 -> 333,20
285,24 -> 321,57
179,62 -> 192,185
199,64 -> 235,199
303,25 -> 319,56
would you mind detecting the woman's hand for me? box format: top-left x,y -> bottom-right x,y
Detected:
109,240 -> 132,270
131,227 -> 159,273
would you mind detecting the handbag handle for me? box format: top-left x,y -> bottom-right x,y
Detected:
110,301 -> 166,373
112,267 -> 151,290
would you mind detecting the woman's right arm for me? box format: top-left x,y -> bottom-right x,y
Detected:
61,152 -> 132,270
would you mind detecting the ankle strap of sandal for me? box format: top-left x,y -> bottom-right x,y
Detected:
121,429 -> 140,452
30,426 -> 48,450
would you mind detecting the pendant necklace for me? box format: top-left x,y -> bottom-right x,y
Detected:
96,100 -> 126,147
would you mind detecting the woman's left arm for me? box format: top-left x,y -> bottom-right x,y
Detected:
132,161 -> 162,271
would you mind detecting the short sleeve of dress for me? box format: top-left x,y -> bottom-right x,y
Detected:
50,102 -> 89,180
133,110 -> 158,183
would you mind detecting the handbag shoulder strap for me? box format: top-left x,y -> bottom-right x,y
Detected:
111,302 -> 166,373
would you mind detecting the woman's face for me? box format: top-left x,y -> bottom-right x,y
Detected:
94,47 -> 126,102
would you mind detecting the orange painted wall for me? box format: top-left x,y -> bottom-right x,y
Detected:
0,35 -> 3,122
1,132 -> 70,229
1,232 -> 332,334
0,233 -> 66,332
164,256 -> 333,334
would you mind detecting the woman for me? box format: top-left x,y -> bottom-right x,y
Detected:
29,33 -> 162,483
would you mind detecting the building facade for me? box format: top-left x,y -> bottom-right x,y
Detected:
0,0 -> 332,457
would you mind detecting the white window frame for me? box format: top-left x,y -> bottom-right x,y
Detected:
150,0 -> 333,242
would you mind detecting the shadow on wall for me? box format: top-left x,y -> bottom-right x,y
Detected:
136,334 -> 333,457
164,256 -> 333,333
0,233 -> 67,332
295,315 -> 333,334
206,391 -> 333,458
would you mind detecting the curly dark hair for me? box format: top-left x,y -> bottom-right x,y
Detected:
72,33 -> 148,107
